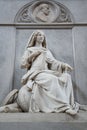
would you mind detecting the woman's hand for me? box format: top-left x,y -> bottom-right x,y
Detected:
62,63 -> 73,72
21,77 -> 26,85
21,74 -> 28,85
64,63 -> 73,71
28,51 -> 41,63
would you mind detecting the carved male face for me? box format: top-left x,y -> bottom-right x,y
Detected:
36,32 -> 45,44
40,4 -> 50,15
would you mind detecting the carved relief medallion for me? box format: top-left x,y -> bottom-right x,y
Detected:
31,1 -> 60,23
14,0 -> 73,23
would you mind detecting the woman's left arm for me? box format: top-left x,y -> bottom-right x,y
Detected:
46,50 -> 73,73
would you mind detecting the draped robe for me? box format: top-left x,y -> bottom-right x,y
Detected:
20,47 -> 78,113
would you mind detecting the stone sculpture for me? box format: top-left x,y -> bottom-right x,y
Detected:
35,4 -> 51,22
15,0 -> 72,23
0,30 -> 87,115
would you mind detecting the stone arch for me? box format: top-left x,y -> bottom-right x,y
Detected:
14,0 -> 74,24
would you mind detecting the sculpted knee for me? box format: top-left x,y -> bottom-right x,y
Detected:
17,85 -> 31,112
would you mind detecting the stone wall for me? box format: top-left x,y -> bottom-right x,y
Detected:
0,0 -> 87,105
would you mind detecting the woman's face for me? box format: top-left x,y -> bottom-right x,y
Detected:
36,32 -> 44,43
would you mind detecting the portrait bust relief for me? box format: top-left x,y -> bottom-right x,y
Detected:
14,0 -> 73,23
35,4 -> 51,22
31,1 -> 60,23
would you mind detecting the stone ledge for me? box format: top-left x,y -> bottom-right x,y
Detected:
0,111 -> 87,122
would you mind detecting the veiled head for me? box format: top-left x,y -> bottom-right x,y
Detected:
27,30 -> 46,48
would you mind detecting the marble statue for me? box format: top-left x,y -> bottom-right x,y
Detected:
0,30 -> 87,115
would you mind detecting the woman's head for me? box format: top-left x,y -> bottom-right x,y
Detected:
35,31 -> 45,44
27,30 -> 46,48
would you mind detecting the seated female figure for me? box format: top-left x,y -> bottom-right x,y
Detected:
18,30 -> 79,115
0,30 -> 86,115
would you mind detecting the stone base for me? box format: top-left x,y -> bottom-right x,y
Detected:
0,111 -> 87,130
0,111 -> 87,122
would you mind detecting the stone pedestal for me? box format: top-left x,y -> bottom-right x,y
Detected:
0,112 -> 87,130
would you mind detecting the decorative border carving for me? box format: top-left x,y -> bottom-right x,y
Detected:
14,0 -> 74,24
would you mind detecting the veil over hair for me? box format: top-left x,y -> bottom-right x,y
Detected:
27,30 -> 46,48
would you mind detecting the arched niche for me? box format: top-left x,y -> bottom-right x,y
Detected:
14,0 -> 74,25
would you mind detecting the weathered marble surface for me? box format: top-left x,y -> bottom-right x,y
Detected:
72,27 -> 87,104
0,112 -> 87,122
0,27 -> 16,105
0,0 -> 87,24
0,30 -> 87,115
0,112 -> 87,130
0,0 -> 87,106
14,29 -> 73,90
0,30 -> 80,115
